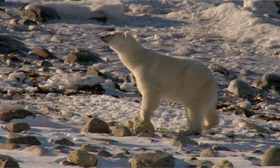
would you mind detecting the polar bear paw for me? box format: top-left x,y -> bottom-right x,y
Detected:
179,129 -> 201,136
133,115 -> 155,132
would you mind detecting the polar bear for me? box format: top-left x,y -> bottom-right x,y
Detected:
101,32 -> 219,135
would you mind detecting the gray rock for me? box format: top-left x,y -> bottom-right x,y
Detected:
25,145 -> 49,156
134,125 -> 149,133
212,145 -> 231,151
261,147 -> 280,166
112,153 -> 127,158
170,134 -> 198,147
200,148 -> 217,157
18,18 -> 37,26
213,159 -> 233,168
30,47 -> 55,59
6,122 -> 30,133
228,79 -> 257,97
97,150 -> 112,158
0,108 -> 33,122
82,118 -> 111,133
0,35 -> 29,54
0,143 -> 20,150
208,64 -> 230,76
68,149 -> 97,167
6,135 -> 41,145
112,125 -> 132,137
38,60 -> 53,67
86,67 -> 103,76
0,154 -> 19,168
54,138 -> 75,146
130,151 -> 175,168
65,49 -> 102,65
254,74 -> 280,91
239,120 -> 269,133
80,144 -> 98,152
22,4 -> 60,22
184,157 -> 214,167
137,132 -> 156,137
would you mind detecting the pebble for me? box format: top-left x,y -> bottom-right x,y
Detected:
200,148 -> 217,157
261,146 -> 280,166
170,134 -> 198,148
82,117 -> 111,133
68,149 -> 97,167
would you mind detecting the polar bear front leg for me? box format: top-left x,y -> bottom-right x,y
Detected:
133,91 -> 160,132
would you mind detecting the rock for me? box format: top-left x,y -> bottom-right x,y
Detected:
6,122 -> 30,133
54,138 -> 75,146
213,159 -> 233,168
112,153 -> 127,158
137,132 -> 156,137
0,108 -> 33,122
65,49 -> 102,65
124,120 -> 133,129
0,155 -> 19,168
254,74 -> 280,91
261,147 -> 280,166
59,160 -> 77,166
112,125 -> 132,137
38,60 -> 53,67
51,145 -> 70,153
22,4 -> 60,22
8,71 -> 26,82
82,118 -> 110,133
212,145 -> 231,151
184,157 -> 214,167
239,121 -> 269,133
200,148 -> 217,157
30,47 -> 55,59
0,143 -> 20,150
97,150 -> 112,158
228,79 -> 257,97
86,67 -> 103,76
18,18 -> 37,26
134,125 -> 149,134
80,144 -> 98,152
130,151 -> 175,168
68,149 -> 97,167
208,64 -> 231,76
25,145 -> 49,156
6,135 -> 41,145
238,100 -> 252,109
170,134 -> 198,148
0,35 -> 29,54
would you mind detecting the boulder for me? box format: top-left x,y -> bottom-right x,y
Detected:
0,143 -> 20,150
200,148 -> 217,157
6,135 -> 41,145
0,35 -> 29,54
112,125 -> 132,137
228,79 -> 257,97
22,4 -> 60,22
25,145 -> 49,156
82,118 -> 110,133
65,49 -> 102,65
261,147 -> 280,166
213,159 -> 233,168
254,74 -> 280,91
170,134 -> 198,148
0,155 -> 19,168
0,108 -> 33,122
80,144 -> 98,152
53,138 -> 75,146
68,149 -> 97,167
97,150 -> 112,158
130,151 -> 175,168
6,122 -> 30,133
30,47 -> 55,59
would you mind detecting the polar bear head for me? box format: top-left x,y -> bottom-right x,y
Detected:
101,32 -> 136,53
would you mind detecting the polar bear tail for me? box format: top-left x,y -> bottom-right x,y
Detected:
202,105 -> 219,130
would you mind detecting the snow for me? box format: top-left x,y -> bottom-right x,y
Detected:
0,0 -> 280,167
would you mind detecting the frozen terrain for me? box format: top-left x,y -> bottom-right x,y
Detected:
0,0 -> 280,167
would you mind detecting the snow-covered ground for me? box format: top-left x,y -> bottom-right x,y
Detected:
0,0 -> 280,167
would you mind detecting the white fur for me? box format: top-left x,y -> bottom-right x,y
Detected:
101,32 -> 219,135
